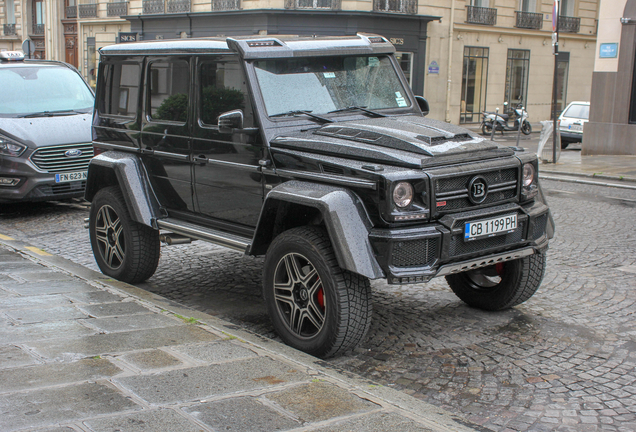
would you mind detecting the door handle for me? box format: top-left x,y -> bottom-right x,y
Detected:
193,155 -> 207,165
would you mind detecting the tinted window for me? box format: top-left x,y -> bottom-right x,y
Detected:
199,59 -> 253,127
148,60 -> 190,123
99,63 -> 140,118
0,65 -> 94,117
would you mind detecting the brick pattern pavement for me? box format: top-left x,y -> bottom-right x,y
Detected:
1,179 -> 636,431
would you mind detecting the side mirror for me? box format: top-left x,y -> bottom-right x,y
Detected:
218,109 -> 244,133
414,96 -> 429,117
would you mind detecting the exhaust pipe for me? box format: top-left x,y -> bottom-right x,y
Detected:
159,233 -> 192,245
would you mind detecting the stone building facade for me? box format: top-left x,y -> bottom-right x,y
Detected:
1,0 -> 599,124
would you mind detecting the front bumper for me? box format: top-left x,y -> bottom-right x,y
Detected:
559,130 -> 583,142
0,155 -> 85,203
369,200 -> 551,284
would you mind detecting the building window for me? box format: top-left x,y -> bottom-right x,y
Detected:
460,47 -> 489,124
555,52 -> 569,116
6,0 -> 16,24
148,60 -> 190,123
372,0 -> 417,14
519,0 -> 535,12
33,0 -> 45,35
505,49 -> 530,112
395,52 -> 413,87
86,37 -> 97,89
560,0 -> 574,16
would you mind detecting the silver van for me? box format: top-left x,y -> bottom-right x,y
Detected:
0,51 -> 94,203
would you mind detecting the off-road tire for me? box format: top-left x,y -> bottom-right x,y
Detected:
445,252 -> 546,311
89,186 -> 160,284
263,226 -> 371,358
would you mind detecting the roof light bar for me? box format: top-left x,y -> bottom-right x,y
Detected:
246,40 -> 281,47
0,51 -> 25,61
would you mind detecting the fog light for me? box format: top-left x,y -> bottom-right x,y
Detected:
0,178 -> 20,187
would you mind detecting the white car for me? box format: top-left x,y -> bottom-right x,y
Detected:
558,101 -> 589,149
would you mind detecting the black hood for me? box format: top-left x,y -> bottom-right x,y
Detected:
270,115 -> 514,169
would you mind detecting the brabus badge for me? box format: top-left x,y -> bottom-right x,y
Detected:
468,176 -> 488,204
65,149 -> 83,158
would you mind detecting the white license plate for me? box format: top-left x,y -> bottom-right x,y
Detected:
465,214 -> 517,241
55,171 -> 87,183
569,124 -> 583,131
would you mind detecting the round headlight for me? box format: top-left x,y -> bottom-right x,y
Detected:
393,182 -> 414,208
522,163 -> 535,187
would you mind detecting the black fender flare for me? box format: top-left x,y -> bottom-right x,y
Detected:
85,151 -> 162,228
250,180 -> 385,280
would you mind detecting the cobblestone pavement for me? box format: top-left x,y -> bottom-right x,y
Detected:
1,174 -> 636,432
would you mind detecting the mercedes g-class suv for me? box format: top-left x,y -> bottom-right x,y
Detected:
86,34 -> 553,358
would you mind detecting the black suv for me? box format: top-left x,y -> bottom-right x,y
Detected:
86,34 -> 553,357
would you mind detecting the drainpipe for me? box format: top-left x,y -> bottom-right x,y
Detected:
445,0 -> 456,123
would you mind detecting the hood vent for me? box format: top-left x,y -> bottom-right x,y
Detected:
321,164 -> 345,175
316,127 -> 382,143
419,133 -> 473,146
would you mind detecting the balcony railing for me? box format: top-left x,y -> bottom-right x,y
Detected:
144,0 -> 190,13
211,0 -> 240,10
108,1 -> 129,16
465,6 -> 497,26
33,24 -> 45,35
515,11 -> 543,29
373,0 -> 416,14
65,5 -> 78,19
79,4 -> 98,18
285,0 -> 340,9
558,15 -> 580,33
3,24 -> 16,36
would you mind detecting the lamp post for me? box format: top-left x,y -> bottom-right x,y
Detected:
551,0 -> 560,163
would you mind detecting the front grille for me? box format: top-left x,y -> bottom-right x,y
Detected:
434,167 -> 518,215
30,143 -> 94,173
392,238 -> 438,267
531,214 -> 548,240
448,220 -> 526,258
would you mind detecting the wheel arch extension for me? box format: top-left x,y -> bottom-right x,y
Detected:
250,180 -> 385,280
85,151 -> 162,228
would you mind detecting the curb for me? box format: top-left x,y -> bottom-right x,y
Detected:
539,169 -> 636,184
539,173 -> 636,190
0,236 -> 484,432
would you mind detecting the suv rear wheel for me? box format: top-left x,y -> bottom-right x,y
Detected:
89,186 -> 160,284
445,252 -> 546,311
263,227 -> 371,358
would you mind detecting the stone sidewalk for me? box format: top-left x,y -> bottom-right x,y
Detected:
0,237 -> 484,432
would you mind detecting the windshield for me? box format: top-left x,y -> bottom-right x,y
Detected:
254,55 -> 410,117
562,104 -> 589,120
0,65 -> 94,117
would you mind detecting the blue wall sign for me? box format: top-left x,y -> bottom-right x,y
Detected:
599,43 -> 618,58
428,61 -> 439,74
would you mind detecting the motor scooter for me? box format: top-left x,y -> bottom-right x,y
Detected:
481,102 -> 531,136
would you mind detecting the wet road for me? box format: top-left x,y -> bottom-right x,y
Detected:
1,145 -> 636,431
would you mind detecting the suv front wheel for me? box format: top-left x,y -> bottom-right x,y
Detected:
89,186 -> 161,284
263,227 -> 371,358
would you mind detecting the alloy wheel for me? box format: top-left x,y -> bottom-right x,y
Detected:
273,252 -> 326,338
94,204 -> 125,270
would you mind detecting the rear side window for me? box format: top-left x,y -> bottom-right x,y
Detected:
147,59 -> 190,123
562,104 -> 589,120
99,62 -> 140,118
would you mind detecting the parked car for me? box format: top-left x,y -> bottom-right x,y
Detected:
558,101 -> 589,149
0,51 -> 94,203
86,34 -> 554,358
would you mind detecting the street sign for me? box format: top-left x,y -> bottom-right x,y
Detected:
552,0 -> 559,32
22,39 -> 36,58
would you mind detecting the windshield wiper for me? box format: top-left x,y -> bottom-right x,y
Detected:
270,110 -> 333,124
19,109 -> 86,118
328,106 -> 386,118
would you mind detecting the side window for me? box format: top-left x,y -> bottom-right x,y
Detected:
99,62 -> 140,118
148,60 -> 190,123
199,59 -> 254,128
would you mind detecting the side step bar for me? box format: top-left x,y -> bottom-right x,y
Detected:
156,218 -> 251,253
436,247 -> 534,277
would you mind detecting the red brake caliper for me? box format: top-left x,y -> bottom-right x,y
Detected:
316,276 -> 325,309
495,262 -> 505,276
